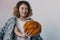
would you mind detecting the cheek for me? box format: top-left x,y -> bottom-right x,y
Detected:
19,9 -> 22,13
26,10 -> 28,13
26,10 -> 28,14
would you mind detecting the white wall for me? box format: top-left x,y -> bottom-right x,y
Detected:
0,0 -> 60,40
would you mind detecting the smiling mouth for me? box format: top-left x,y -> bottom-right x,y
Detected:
24,13 -> 26,15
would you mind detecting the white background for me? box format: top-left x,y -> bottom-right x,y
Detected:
0,0 -> 60,40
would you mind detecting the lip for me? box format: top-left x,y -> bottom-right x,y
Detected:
23,13 -> 26,14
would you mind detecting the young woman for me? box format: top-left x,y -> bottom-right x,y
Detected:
14,1 -> 33,40
0,1 -> 43,40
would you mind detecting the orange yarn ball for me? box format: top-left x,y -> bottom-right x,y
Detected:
24,20 -> 41,36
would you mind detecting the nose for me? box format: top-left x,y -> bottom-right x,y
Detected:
23,9 -> 26,13
23,10 -> 25,12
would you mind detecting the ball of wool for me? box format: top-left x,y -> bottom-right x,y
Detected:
24,20 -> 41,36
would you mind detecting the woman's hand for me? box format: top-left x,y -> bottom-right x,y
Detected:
21,31 -> 32,37
14,26 -> 32,37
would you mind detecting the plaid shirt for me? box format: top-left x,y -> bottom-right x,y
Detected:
0,16 -> 43,40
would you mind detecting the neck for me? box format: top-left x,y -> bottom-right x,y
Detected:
19,16 -> 26,21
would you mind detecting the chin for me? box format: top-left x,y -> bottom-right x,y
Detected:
22,15 -> 26,17
23,15 -> 27,17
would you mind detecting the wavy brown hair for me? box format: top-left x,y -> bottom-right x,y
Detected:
13,1 -> 33,18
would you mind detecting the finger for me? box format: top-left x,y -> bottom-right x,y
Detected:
25,31 -> 29,34
27,32 -> 31,36
29,34 -> 32,37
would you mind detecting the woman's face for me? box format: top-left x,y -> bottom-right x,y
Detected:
19,4 -> 28,17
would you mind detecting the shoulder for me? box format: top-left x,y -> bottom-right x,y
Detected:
26,17 -> 34,21
8,16 -> 17,21
7,16 -> 17,22
5,16 -> 17,25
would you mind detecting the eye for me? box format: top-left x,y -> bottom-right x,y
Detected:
25,7 -> 28,10
21,7 -> 24,10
